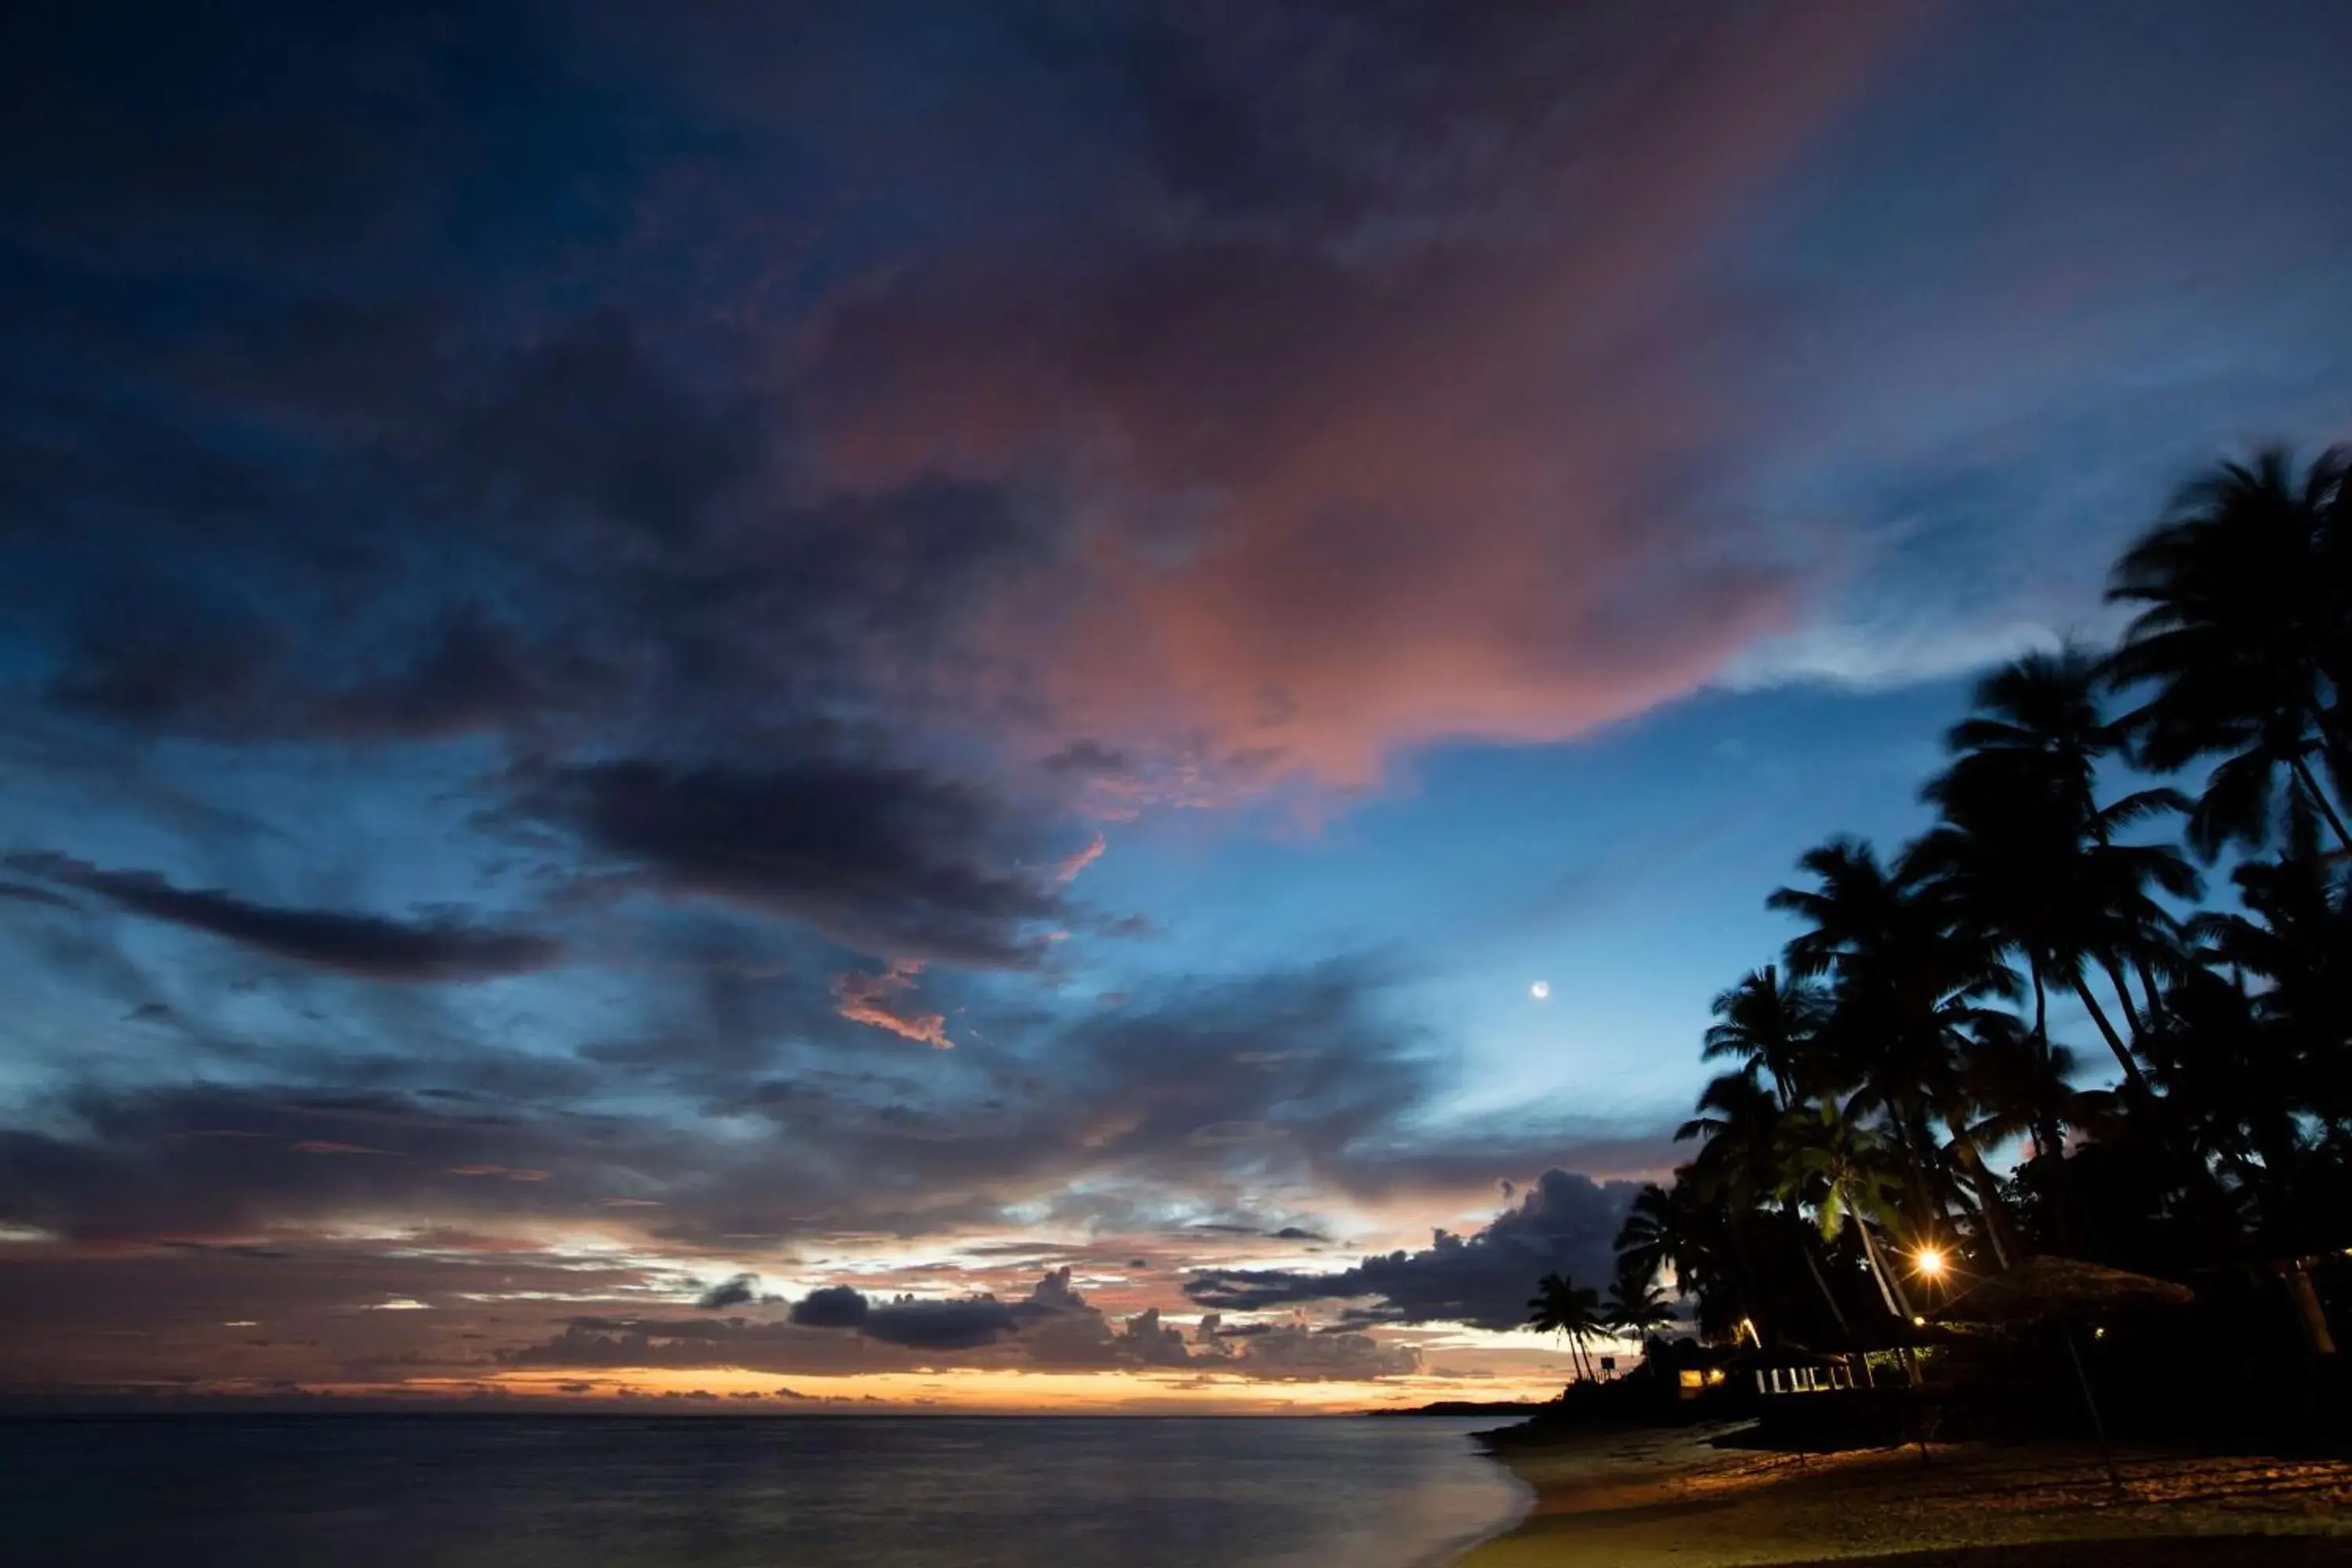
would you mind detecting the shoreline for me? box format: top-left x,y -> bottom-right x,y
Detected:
1451,1422 -> 2352,1566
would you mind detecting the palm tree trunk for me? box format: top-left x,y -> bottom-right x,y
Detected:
1850,1214 -> 1924,1388
1721,1218 -> 1772,1348
2071,981 -> 2242,1265
2135,956 -> 2165,1035
2300,699 -> 2352,837
2285,1265 -> 2339,1359
1944,1118 -> 2015,1268
2071,977 -> 2150,1094
2026,956 -> 2087,1255
2101,956 -> 2183,1083
2288,752 -> 2352,855
1890,1110 -> 1944,1238
2078,977 -> 2251,1267
1801,1236 -> 1854,1338
2103,957 -> 2147,1044
1779,1192 -> 1856,1341
1847,1196 -> 1915,1320
2031,1109 -> 2086,1256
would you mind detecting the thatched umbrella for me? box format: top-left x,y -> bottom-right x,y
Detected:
1929,1258 -> 2194,1483
1929,1256 -> 2194,1327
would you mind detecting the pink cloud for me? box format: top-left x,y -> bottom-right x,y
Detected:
290,1140 -> 394,1156
832,958 -> 953,1049
800,9 -> 1914,788
1051,831 -> 1106,885
448,1164 -> 552,1182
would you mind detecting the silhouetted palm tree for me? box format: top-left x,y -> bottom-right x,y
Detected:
1563,441 -> 2352,1383
1675,1069 -> 1785,1200
1958,1010 -> 2089,1252
2180,809 -> 2352,1196
1524,1272 -> 1605,1381
1912,648 -> 2198,1093
2107,445 -> 2352,854
1703,966 -> 1825,1109
1612,1183 -> 1686,1293
1771,837 -> 2009,1239
1773,1098 -> 1915,1323
1602,1268 -> 1678,1342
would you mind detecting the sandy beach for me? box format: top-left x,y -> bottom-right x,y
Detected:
1457,1424 -> 2352,1567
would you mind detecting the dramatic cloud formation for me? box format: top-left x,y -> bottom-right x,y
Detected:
505,1267 -> 1420,1383
4,0 -> 2349,1406
797,7 -> 1913,784
7,855 -> 561,982
535,763 -> 1069,967
1185,1171 -> 1639,1330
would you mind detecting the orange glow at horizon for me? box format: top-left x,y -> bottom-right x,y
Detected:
348,1363 -> 1577,1413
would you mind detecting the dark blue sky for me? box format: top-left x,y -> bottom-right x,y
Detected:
2,0 -> 2350,1407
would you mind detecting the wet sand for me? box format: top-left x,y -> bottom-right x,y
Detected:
1457,1423 -> 2352,1566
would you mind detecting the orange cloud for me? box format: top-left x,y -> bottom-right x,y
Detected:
1051,831 -> 1105,885
831,958 -> 953,1048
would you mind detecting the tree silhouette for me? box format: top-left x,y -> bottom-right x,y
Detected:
2107,445 -> 2352,854
1523,1272 -> 1606,1382
1704,966 -> 1825,1110
1584,441 -> 2352,1387
1602,1267 -> 1678,1342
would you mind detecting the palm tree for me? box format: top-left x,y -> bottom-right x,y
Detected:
1769,837 -> 1909,992
1704,966 -> 1826,1109
1524,1272 -> 1605,1381
1911,648 -> 2199,1094
1910,649 -> 2259,1263
1602,1267 -> 1678,1342
1940,644 -> 2127,820
2152,963 -> 2303,1227
1773,1098 -> 1916,1323
2106,445 -> 2352,855
1770,837 -> 2009,1243
1612,1183 -> 1687,1294
1958,1012 -> 2083,1163
1958,1010 -> 2091,1254
2182,809 -> 2352,1175
1675,1068 -> 1786,1199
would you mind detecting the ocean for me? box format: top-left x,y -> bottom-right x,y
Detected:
2,1414 -> 1530,1567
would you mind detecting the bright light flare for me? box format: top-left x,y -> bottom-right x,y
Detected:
1529,981 -> 1550,1000
1913,1246 -> 1947,1279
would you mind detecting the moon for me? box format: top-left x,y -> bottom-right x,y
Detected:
1530,981 -> 1550,1000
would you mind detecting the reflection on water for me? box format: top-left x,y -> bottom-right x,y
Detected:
3,1414 -> 1528,1567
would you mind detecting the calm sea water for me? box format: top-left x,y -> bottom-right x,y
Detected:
2,1414 -> 1530,1568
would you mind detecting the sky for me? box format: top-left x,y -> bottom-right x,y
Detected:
3,0 -> 2351,1414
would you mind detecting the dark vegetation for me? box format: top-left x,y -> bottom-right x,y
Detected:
1528,446 -> 2352,1444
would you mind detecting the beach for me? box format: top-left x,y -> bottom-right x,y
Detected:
1457,1423 -> 2352,1566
